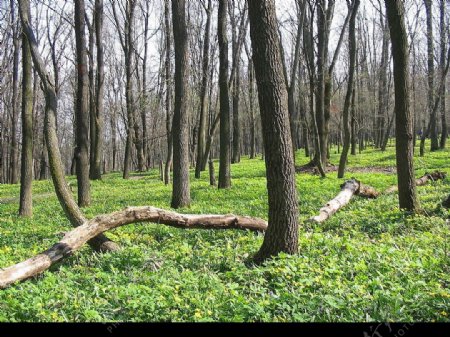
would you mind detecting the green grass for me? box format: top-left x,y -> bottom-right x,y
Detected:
0,141 -> 449,322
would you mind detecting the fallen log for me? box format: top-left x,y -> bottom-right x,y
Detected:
385,171 -> 447,194
309,179 -> 379,223
0,207 -> 267,289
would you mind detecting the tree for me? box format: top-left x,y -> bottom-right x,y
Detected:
385,0 -> 420,212
74,0 -> 91,207
19,0 -> 33,217
338,0 -> 360,178
170,0 -> 191,209
376,3 -> 390,150
9,0 -> 20,185
111,0 -> 143,178
89,0 -> 105,180
230,1 -> 247,164
18,0 -> 117,252
439,0 -> 447,149
195,0 -> 213,179
218,0 -> 231,189
424,0 -> 439,152
248,0 -> 300,263
164,0 -> 173,185
281,0 -> 305,159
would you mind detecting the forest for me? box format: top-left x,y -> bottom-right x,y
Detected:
0,0 -> 449,323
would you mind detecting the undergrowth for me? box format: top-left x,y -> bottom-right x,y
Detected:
0,141 -> 449,322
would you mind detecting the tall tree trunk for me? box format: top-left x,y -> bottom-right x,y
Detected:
350,89 -> 357,156
19,11 -> 33,217
164,0 -> 173,185
18,0 -> 118,252
230,1 -> 243,164
248,0 -> 299,263
338,0 -> 359,178
91,0 -> 104,180
9,0 -> 20,185
385,0 -> 420,212
110,91 -> 118,172
87,15 -> 96,180
140,1 -> 151,171
424,0 -> 439,152
170,0 -> 191,209
195,0 -> 212,178
74,0 -> 91,207
439,0 -> 447,149
285,2 -> 305,159
113,0 -> 138,179
218,0 -> 231,189
248,57 -> 257,159
39,137 -> 48,180
314,0 -> 328,169
232,59 -> 241,164
376,16 -> 389,149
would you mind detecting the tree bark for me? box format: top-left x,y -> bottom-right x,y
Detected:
90,0 -> 104,180
218,0 -> 232,189
338,0 -> 359,179
195,0 -> 213,179
171,0 -> 191,209
9,0 -> 20,185
376,15 -> 390,149
87,14 -> 96,180
248,0 -> 300,263
0,207 -> 267,289
164,0 -> 173,185
19,4 -> 33,217
386,0 -> 420,211
439,0 -> 447,149
248,57 -> 257,159
231,1 -> 246,164
424,0 -> 439,152
74,0 -> 91,207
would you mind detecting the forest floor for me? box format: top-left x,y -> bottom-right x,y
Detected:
0,141 -> 449,322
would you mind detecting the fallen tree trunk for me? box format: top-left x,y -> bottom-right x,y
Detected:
309,179 -> 379,223
385,171 -> 447,194
0,207 -> 267,289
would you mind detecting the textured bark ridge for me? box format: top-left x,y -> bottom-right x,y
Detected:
0,207 -> 267,289
385,171 -> 446,194
310,179 -> 379,223
442,195 -> 450,209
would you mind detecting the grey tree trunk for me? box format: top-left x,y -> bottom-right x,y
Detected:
92,0 -> 104,180
338,0 -> 360,178
218,0 -> 232,189
385,0 -> 420,212
170,0 -> 191,209
248,0 -> 299,263
424,0 -> 439,152
164,0 -> 173,185
19,6 -> 33,217
195,0 -> 212,179
74,0 -> 91,207
439,0 -> 447,149
9,0 -> 20,185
